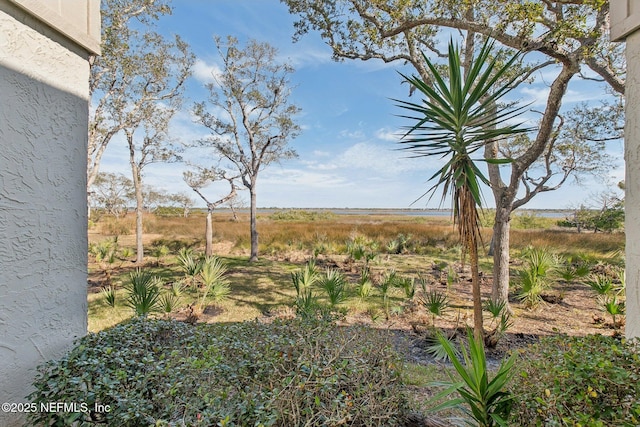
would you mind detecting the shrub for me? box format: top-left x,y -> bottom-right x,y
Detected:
29,317 -> 407,426
269,209 -> 336,221
510,334 -> 640,426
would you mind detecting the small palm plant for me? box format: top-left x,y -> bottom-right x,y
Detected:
356,268 -> 374,301
320,268 -> 348,307
516,246 -> 557,308
588,269 -> 626,328
421,289 -> 449,327
292,260 -> 319,315
380,269 -> 398,316
124,269 -> 162,317
483,299 -> 513,348
177,247 -> 203,286
151,244 -> 170,266
395,38 -> 531,340
198,256 -> 230,311
101,285 -> 117,308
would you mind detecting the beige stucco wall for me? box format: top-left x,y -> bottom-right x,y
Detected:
611,0 -> 640,340
624,30 -> 640,340
0,0 -> 98,425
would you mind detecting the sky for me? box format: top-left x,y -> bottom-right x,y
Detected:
98,0 -> 625,210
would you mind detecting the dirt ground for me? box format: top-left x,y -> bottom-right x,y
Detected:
88,231 -> 618,363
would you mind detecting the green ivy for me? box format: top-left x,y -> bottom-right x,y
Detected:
29,317 -> 406,426
510,334 -> 640,426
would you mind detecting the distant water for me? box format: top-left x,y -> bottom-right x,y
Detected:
240,208 -> 572,219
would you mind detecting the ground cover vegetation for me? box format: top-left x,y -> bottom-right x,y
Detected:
69,210 -> 637,426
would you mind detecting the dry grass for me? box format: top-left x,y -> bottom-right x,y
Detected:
88,210 -> 624,332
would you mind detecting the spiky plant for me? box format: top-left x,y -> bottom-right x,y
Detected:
101,285 -> 117,308
516,246 -> 557,308
320,268 -> 348,307
124,269 -> 162,317
177,247 -> 203,286
421,289 -> 449,326
198,256 -> 230,310
158,293 -> 181,316
395,38 -> 530,340
356,268 -> 374,301
151,245 -> 170,266
291,260 -> 319,296
586,274 -> 615,296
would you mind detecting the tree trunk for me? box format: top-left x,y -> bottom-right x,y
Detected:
134,176 -> 144,264
249,187 -> 259,262
127,132 -> 144,265
205,210 -> 213,257
469,234 -> 484,342
491,205 -> 512,308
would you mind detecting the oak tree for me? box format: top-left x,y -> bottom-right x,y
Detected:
184,168 -> 238,257
193,36 -> 301,262
282,0 -> 625,307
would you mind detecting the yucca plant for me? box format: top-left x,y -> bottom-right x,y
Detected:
198,256 -> 230,311
124,269 -> 162,317
427,329 -> 517,426
395,37 -> 530,340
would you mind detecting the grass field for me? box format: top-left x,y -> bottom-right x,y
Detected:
88,209 -> 624,332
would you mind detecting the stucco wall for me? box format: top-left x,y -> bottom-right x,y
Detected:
0,1 -> 91,425
625,30 -> 640,340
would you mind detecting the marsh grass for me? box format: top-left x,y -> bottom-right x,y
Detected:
88,212 -> 623,331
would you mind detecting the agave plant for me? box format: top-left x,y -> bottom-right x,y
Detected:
395,37 -> 531,339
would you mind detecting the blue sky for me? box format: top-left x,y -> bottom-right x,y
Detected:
98,0 -> 625,210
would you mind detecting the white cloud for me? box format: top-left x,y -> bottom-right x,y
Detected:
338,129 -> 365,140
263,167 -> 351,189
281,46 -> 333,69
375,127 -> 400,142
192,58 -> 223,84
335,142 -> 431,175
